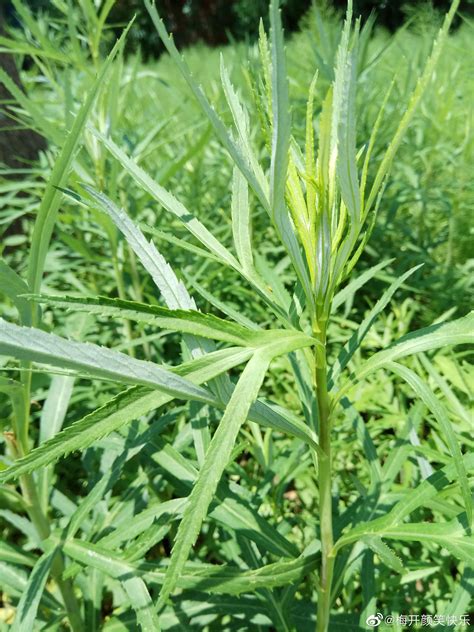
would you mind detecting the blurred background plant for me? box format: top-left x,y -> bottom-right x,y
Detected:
0,0 -> 472,629
2,0 -> 472,324
3,0 -> 474,57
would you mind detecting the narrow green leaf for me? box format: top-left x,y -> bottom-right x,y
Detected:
11,546 -> 58,632
11,0 -> 60,59
98,498 -> 187,550
0,318 -> 212,403
305,71 -> 318,231
0,510 -> 39,545
64,423 -> 157,541
141,224 -> 221,265
0,562 -> 27,598
66,185 -> 197,310
269,0 -> 290,221
158,351 -> 271,609
359,550 -> 376,630
81,161 -> 239,270
445,567 -> 474,618
183,271 -> 260,329
145,440 -> 299,558
27,23 -> 132,296
0,259 -> 32,325
0,541 -> 35,567
220,59 -> 268,200
329,264 -> 422,388
61,540 -> 160,631
231,167 -> 254,274
365,0 -> 461,213
0,36 -> 70,63
37,374 -> 75,510
64,537 -> 318,597
361,536 -> 404,574
331,259 -> 394,312
359,80 -> 395,211
335,452 -> 474,552
0,67 -> 60,143
144,0 -> 269,210
268,0 -> 313,308
341,397 -> 382,488
0,347 -> 253,483
420,353 -> 471,424
31,293 -> 315,351
61,181 -> 233,429
387,361 -> 472,524
343,311 -> 473,393
38,375 -> 74,444
333,8 -> 360,222
67,181 -> 241,445
379,515 -> 473,566
150,552 -> 319,596
30,293 -> 259,346
0,388 -> 163,484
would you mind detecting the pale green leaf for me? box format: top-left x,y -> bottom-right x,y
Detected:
144,0 -> 269,210
30,293 -> 262,347
0,542 -> 35,568
268,0 -> 313,308
11,546 -> 58,632
61,540 -> 160,631
39,375 -> 75,445
0,347 -> 254,483
365,0 -> 461,213
27,24 -> 132,296
0,318 -> 212,402
63,537 -> 318,597
387,361 -> 472,524
331,260 -> 393,313
81,165 -> 239,271
157,351 -> 271,609
0,67 -> 62,144
0,36 -> 70,63
329,264 -> 422,387
333,9 -> 360,222
231,167 -> 254,274
335,452 -> 474,552
37,374 -> 75,510
220,59 -> 268,200
344,311 -> 474,391
361,536 -> 404,574
0,258 -> 32,325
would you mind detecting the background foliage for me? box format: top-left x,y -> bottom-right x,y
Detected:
0,0 -> 472,630
4,0 -> 474,56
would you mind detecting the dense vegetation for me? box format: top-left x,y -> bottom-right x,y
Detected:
4,0 -> 473,56
0,1 -> 472,631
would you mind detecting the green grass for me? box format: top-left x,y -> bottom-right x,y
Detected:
0,1 -> 472,631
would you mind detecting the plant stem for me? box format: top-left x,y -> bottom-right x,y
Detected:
314,324 -> 335,632
11,377 -> 84,631
19,473 -> 84,632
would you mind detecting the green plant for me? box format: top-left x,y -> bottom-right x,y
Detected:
0,1 -> 471,631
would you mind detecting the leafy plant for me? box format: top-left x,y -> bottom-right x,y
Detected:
0,0 -> 471,631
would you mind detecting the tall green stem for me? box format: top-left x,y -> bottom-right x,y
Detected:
11,375 -> 84,632
314,324 -> 334,632
19,473 -> 84,632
